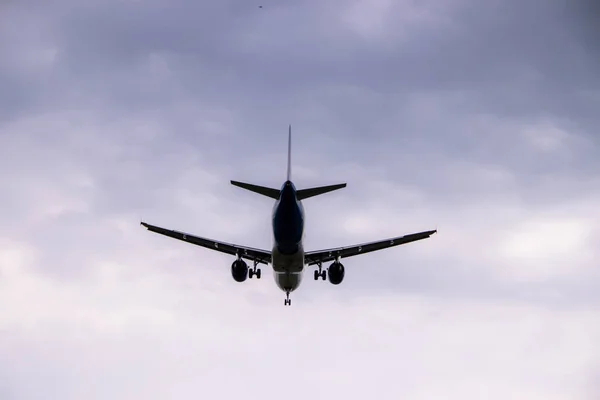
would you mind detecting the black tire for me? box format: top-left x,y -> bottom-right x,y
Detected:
322,270 -> 327,280
314,270 -> 319,280
256,269 -> 261,279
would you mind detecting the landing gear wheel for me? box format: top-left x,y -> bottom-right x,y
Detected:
248,267 -> 261,279
248,259 -> 261,280
315,262 -> 326,281
314,269 -> 326,281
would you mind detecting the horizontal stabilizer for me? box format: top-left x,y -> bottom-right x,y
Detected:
296,183 -> 346,200
231,180 -> 280,199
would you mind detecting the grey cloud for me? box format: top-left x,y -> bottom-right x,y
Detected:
6,1 -> 600,100
0,8 -> 62,122
5,0 -> 599,155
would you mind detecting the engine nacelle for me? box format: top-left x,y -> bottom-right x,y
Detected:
231,259 -> 249,282
327,262 -> 345,285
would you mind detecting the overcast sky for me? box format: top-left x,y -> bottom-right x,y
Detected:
1,0 -> 599,399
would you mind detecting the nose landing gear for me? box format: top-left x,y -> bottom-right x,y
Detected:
284,290 -> 292,306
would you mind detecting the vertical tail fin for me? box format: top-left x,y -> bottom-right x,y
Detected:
287,124 -> 292,181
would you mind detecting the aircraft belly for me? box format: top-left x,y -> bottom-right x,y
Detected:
271,245 -> 304,273
273,270 -> 302,293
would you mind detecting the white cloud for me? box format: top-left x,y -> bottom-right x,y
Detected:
498,216 -> 594,279
340,0 -> 396,41
1,246 -> 598,400
339,0 -> 456,45
524,122 -> 570,152
521,120 -> 593,155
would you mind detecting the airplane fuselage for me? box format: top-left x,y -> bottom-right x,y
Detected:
271,180 -> 305,293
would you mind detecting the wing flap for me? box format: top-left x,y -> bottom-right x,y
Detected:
141,222 -> 271,265
305,229 -> 437,265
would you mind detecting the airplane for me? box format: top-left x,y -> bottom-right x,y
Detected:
141,126 -> 437,306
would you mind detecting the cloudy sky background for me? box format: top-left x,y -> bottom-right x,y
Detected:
1,0 -> 600,399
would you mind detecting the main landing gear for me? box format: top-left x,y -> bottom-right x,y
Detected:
313,261 -> 326,281
284,290 -> 291,306
248,259 -> 261,279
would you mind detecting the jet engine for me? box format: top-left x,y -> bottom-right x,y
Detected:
327,261 -> 345,285
231,259 -> 249,282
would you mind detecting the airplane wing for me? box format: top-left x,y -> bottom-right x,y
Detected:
140,222 -> 272,265
304,229 -> 437,266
